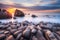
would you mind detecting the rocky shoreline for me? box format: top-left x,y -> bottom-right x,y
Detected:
0,21 -> 60,40
0,9 -> 25,19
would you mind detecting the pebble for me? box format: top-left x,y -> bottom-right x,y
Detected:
0,21 -> 60,40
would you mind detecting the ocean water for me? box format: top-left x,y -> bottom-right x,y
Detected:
0,13 -> 60,24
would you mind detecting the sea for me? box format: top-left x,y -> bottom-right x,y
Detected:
0,12 -> 60,24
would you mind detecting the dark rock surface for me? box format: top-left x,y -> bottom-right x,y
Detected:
15,9 -> 25,17
0,9 -> 25,19
0,21 -> 60,40
0,9 -> 12,19
31,15 -> 37,18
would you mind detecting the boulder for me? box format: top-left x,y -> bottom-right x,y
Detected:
23,28 -> 31,39
0,9 -> 25,19
6,35 -> 15,40
36,30 -> 46,40
31,15 -> 37,18
15,9 -> 25,17
0,9 -> 12,19
0,34 -> 6,40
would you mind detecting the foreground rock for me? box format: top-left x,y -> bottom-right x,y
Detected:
0,21 -> 60,40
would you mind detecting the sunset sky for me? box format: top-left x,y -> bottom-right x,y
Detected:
0,0 -> 60,14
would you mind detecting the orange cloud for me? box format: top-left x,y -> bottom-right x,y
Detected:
21,9 -> 60,14
29,9 -> 60,13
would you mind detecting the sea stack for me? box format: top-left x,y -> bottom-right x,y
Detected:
15,9 -> 25,17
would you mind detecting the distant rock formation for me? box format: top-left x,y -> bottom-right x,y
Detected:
0,9 -> 12,19
31,15 -> 37,18
0,9 -> 25,19
15,9 -> 25,17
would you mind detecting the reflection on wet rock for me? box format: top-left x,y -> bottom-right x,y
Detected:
0,21 -> 60,40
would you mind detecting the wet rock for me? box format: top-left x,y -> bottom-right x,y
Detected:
0,21 -> 60,40
53,32 -> 60,40
10,29 -> 17,33
0,21 -> 2,24
31,15 -> 37,18
13,30 -> 22,38
56,27 -> 60,31
0,9 -> 12,19
36,30 -> 46,40
16,33 -> 22,40
11,25 -> 18,29
31,28 -> 37,35
52,27 -> 60,31
32,36 -> 38,40
56,31 -> 60,36
23,28 -> 31,39
39,21 -> 44,27
18,27 -> 26,31
7,27 -> 12,31
16,23 -> 21,28
53,23 -> 60,27
4,31 -> 10,34
15,9 -> 25,17
6,35 -> 15,40
0,34 -> 6,40
45,30 -> 57,40
0,25 -> 8,29
0,30 -> 4,34
22,21 -> 29,26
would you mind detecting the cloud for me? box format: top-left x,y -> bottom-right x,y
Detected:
0,0 -> 14,4
5,0 -> 13,4
30,9 -> 60,13
0,0 -> 60,12
34,0 -> 57,6
20,3 -> 35,7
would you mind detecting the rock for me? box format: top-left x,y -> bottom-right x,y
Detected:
31,28 -> 37,35
4,31 -> 10,34
31,15 -> 37,18
32,36 -> 38,40
6,35 -> 15,40
15,9 -> 25,17
45,30 -> 57,40
36,30 -> 46,40
13,30 -> 22,38
56,31 -> 60,36
0,9 -> 12,19
0,9 -> 1,12
10,29 -> 17,33
22,21 -> 29,26
53,23 -> 60,27
52,27 -> 60,31
53,32 -> 60,40
0,34 -> 6,40
0,21 -> 60,40
7,27 -> 12,31
56,27 -> 60,31
0,21 -> 2,24
16,33 -> 22,40
23,28 -> 31,39
18,26 -> 26,31
11,25 -> 18,29
0,30 -> 4,34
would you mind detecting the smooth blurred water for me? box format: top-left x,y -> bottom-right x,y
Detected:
0,14 -> 60,24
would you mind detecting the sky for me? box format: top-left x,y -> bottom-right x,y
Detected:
0,0 -> 60,6
0,0 -> 60,14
